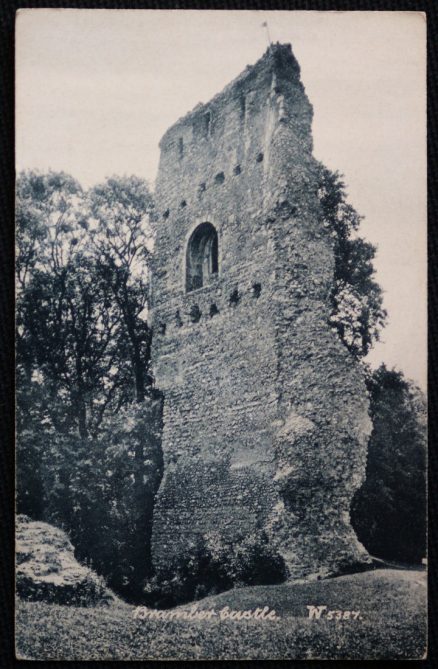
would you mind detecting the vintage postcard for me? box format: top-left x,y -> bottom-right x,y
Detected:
15,9 -> 427,660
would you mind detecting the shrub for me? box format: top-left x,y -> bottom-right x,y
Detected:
144,531 -> 287,608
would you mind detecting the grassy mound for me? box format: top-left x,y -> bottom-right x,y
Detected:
16,568 -> 426,660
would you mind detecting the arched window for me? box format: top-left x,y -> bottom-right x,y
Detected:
186,222 -> 218,292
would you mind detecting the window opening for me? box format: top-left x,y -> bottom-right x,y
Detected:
186,222 -> 219,293
210,303 -> 219,317
240,95 -> 246,120
203,111 -> 211,137
190,305 -> 202,323
252,282 -> 262,298
229,288 -> 240,305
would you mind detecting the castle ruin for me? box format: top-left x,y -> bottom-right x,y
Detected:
150,44 -> 372,581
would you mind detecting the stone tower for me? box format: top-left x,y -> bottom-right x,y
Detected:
150,44 -> 372,580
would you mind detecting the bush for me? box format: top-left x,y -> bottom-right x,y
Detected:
144,531 -> 287,608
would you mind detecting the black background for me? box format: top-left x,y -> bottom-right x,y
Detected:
1,1 -> 436,667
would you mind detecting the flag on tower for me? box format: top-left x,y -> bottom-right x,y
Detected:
261,21 -> 271,45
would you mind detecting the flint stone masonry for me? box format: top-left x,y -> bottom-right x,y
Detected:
150,43 -> 372,580
16,516 -> 116,606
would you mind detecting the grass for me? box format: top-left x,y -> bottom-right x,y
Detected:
15,568 -> 427,660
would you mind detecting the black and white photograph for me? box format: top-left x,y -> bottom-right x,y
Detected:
14,9 -> 427,660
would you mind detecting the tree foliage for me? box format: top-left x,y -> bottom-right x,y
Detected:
88,175 -> 154,401
317,165 -> 387,358
16,170 -> 162,600
351,365 -> 427,563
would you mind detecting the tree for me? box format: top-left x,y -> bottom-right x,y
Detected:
16,170 -> 85,291
17,174 -> 131,439
16,171 -> 85,384
351,365 -> 427,563
16,171 -> 154,439
16,171 -> 163,600
16,170 -> 90,521
87,175 -> 155,402
86,176 -> 162,595
317,165 -> 387,358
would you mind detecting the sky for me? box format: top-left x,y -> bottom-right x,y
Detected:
15,9 -> 427,389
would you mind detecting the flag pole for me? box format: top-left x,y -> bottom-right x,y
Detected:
262,21 -> 271,46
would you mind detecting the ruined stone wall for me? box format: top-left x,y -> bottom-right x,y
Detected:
150,44 -> 372,579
